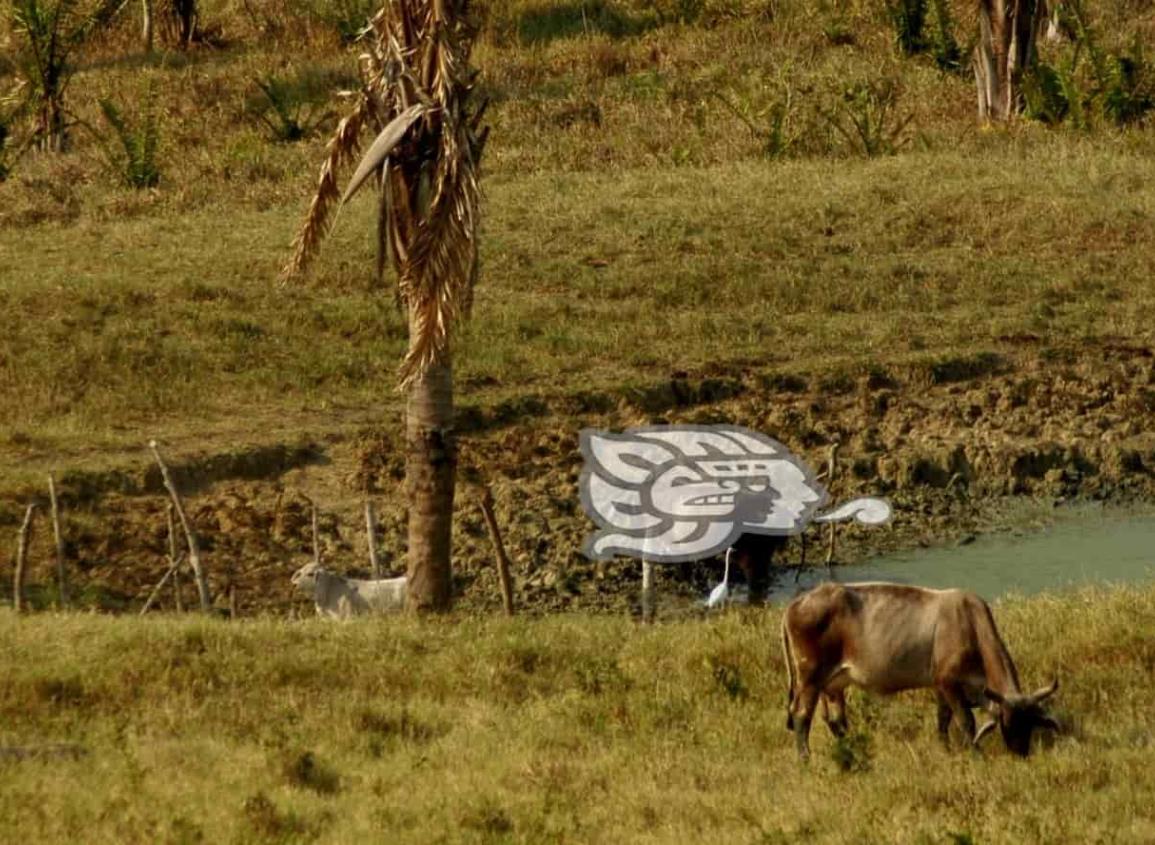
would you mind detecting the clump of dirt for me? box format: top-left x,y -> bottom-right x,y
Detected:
4,345 -> 1155,616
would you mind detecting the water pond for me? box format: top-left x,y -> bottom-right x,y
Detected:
770,507 -> 1155,602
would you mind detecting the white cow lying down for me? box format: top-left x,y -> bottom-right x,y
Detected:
291,562 -> 407,618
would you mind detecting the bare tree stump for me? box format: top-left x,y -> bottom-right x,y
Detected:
479,487 -> 515,616
13,505 -> 37,613
365,499 -> 382,579
47,473 -> 69,609
150,441 -> 212,613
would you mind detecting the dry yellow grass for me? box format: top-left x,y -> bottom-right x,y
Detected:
1,584 -> 1154,842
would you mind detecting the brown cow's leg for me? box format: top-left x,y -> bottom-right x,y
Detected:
792,685 -> 821,762
938,684 -> 976,747
822,690 -> 849,738
935,692 -> 954,747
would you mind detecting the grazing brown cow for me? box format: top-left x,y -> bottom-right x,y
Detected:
782,582 -> 1059,761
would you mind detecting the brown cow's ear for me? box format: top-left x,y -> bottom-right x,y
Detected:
983,688 -> 1007,706
1030,678 -> 1059,705
974,719 -> 998,745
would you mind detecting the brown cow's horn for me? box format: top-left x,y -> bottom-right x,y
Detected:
974,719 -> 998,745
1030,678 -> 1059,704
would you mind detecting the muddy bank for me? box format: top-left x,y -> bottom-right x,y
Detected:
3,344 -> 1154,615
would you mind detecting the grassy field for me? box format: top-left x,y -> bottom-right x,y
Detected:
1,0 -> 1153,482
2,0 -> 1155,610
3,6 -> 1155,840
2,584 -> 1155,843
4,143 -> 1155,476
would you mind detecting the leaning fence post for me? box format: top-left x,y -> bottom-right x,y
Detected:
140,553 -> 185,615
12,504 -> 37,613
479,486 -> 515,616
47,474 -> 69,609
150,441 -> 212,613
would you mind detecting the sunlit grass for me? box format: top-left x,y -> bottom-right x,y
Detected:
1,584 -> 1153,842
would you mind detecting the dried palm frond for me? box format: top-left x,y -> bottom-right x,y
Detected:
281,0 -> 486,387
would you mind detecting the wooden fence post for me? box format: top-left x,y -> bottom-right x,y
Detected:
478,486 -> 515,616
13,504 -> 37,613
140,553 -> 186,615
824,442 -> 840,569
48,474 -> 69,609
365,499 -> 382,579
167,504 -> 183,612
150,441 -> 212,613
310,501 -> 321,566
640,558 -> 655,623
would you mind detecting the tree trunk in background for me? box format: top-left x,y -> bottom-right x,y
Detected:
142,0 -> 154,52
974,0 -> 1043,121
405,352 -> 455,612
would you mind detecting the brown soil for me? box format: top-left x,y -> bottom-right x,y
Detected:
4,343 -> 1155,616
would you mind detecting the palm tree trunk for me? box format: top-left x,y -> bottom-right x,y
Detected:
974,0 -> 1043,121
405,342 -> 455,612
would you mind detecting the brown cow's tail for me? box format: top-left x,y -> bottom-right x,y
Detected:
782,614 -> 797,731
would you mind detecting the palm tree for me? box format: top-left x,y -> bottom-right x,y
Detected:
283,0 -> 486,612
10,0 -> 126,151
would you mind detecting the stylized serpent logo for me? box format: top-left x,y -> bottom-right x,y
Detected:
580,425 -> 890,562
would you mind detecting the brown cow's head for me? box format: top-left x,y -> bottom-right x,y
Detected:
976,679 -> 1061,756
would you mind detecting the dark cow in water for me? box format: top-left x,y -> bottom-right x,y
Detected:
781,582 -> 1060,760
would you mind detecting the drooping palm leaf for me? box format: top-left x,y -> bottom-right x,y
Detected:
282,0 -> 486,387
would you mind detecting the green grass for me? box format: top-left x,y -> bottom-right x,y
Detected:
0,0 -> 1152,491
2,584 -> 1154,842
3,142 -> 1155,488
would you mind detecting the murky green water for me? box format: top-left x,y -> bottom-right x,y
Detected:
773,509 -> 1155,602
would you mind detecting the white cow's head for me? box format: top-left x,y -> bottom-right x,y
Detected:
291,561 -> 323,593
